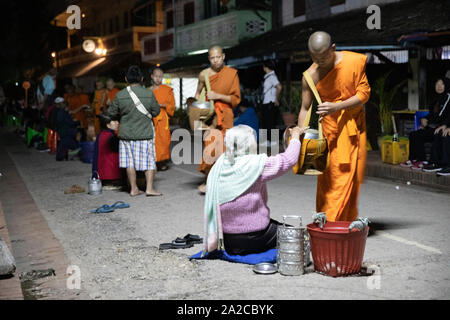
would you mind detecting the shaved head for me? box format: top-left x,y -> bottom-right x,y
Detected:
209,45 -> 223,55
308,31 -> 332,54
151,67 -> 164,86
208,45 -> 225,71
152,67 -> 163,75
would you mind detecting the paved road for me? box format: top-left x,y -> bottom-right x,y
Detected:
1,129 -> 449,300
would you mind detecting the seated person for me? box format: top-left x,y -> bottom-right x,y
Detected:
402,78 -> 449,169
92,114 -> 123,188
55,98 -> 83,161
424,99 -> 450,174
233,99 -> 260,141
203,124 -> 305,256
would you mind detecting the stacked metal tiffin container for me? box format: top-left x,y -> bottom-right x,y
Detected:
277,215 -> 310,276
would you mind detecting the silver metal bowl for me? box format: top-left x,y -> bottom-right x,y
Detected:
191,101 -> 210,109
253,263 -> 277,275
304,129 -> 319,140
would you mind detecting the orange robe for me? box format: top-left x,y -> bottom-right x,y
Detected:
152,84 -> 175,162
198,66 -> 241,175
93,89 -> 107,134
66,93 -> 90,129
314,51 -> 371,222
106,88 -> 120,111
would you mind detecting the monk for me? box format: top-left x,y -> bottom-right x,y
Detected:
92,80 -> 107,134
65,84 -> 90,129
149,68 -> 176,171
297,31 -> 371,222
105,78 -> 120,110
195,46 -> 241,193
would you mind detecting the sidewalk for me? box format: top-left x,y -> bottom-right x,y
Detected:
0,132 -> 88,300
365,151 -> 450,192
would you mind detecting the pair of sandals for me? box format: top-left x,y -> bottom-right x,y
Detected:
159,234 -> 203,250
90,201 -> 130,214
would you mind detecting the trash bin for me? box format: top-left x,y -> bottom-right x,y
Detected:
307,221 -> 369,277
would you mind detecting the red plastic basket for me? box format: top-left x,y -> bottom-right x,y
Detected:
307,221 -> 369,277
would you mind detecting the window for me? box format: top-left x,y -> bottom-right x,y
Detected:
166,10 -> 173,29
294,0 -> 306,17
330,0 -> 345,6
184,2 -> 195,25
132,3 -> 156,27
159,33 -> 173,51
115,16 -> 120,32
123,11 -> 129,29
204,0 -> 221,19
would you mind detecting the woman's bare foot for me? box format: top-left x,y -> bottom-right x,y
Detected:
198,183 -> 206,194
130,189 -> 144,197
146,189 -> 162,196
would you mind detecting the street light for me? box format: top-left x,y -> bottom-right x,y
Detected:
51,52 -> 56,58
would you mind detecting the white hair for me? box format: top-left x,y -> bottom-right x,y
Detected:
224,125 -> 258,164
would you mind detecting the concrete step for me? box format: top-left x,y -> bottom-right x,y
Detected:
365,151 -> 450,192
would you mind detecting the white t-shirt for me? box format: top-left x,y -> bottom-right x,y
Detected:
262,71 -> 280,104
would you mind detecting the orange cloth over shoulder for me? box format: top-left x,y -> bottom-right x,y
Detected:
152,84 -> 175,162
314,51 -> 371,222
198,66 -> 241,175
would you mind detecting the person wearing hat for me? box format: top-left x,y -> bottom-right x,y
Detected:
92,114 -> 123,189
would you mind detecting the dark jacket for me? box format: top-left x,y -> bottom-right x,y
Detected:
426,92 -> 450,127
107,85 -> 160,140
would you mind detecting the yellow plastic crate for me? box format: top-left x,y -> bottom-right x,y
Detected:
381,138 -> 409,164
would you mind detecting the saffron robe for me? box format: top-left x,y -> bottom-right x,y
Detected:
106,88 -> 120,110
93,89 -> 107,134
314,51 -> 371,222
65,93 -> 90,129
198,66 -> 241,175
152,84 -> 176,162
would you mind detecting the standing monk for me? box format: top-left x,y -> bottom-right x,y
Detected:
92,80 -> 107,134
195,46 -> 241,193
149,68 -> 176,171
297,31 -> 371,222
105,78 -> 120,111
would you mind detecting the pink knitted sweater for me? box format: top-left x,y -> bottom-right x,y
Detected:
220,139 -> 301,234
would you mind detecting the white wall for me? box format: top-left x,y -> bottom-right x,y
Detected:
163,77 -> 198,109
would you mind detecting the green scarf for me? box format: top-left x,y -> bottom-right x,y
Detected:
203,153 -> 268,255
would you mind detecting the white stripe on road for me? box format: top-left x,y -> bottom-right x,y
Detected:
171,166 -> 204,178
377,231 -> 442,255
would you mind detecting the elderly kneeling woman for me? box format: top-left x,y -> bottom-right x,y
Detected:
203,124 -> 306,256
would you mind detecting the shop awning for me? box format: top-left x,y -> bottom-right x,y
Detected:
57,52 -> 141,79
162,0 -> 450,72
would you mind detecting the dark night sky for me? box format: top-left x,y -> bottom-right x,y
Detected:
0,0 -> 67,85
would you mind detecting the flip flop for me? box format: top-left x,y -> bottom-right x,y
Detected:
159,240 -> 194,250
110,201 -> 130,209
179,234 -> 203,245
90,205 -> 114,214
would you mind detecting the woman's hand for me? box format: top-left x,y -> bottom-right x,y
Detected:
435,125 -> 447,135
443,127 -> 450,137
290,126 -> 309,140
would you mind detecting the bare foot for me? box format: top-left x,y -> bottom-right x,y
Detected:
130,190 -> 144,197
198,183 -> 206,194
146,189 -> 162,196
